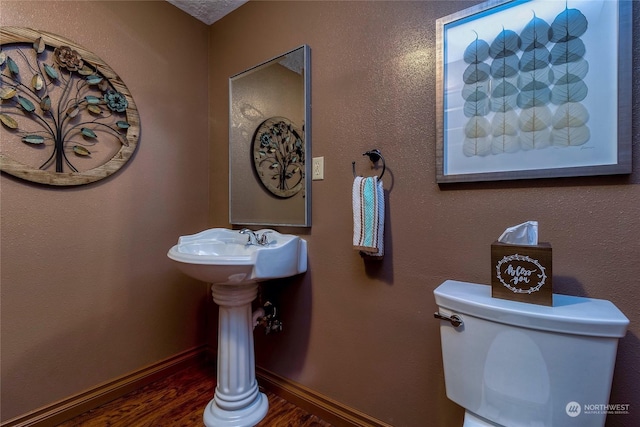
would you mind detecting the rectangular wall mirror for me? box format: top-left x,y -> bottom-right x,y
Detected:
229,45 -> 311,227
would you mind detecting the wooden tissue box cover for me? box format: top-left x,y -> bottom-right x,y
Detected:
491,241 -> 553,306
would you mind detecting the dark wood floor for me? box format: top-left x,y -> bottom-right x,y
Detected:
57,363 -> 332,427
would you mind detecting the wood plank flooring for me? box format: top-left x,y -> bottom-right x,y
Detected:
57,363 -> 332,427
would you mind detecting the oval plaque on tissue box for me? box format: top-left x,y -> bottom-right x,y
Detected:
491,222 -> 553,306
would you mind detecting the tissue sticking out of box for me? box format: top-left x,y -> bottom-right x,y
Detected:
498,221 -> 538,246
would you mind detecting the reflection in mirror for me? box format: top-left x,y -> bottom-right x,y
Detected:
229,45 -> 311,227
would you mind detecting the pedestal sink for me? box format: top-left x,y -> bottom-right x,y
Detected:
167,228 -> 307,427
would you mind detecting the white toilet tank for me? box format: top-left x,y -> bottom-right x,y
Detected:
434,280 -> 629,427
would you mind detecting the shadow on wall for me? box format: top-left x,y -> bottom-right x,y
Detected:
553,275 -> 638,427
606,331 -> 639,427
254,272 -> 312,377
553,275 -> 590,298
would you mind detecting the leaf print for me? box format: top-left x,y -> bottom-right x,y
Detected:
519,68 -> 554,88
462,80 -> 490,101
464,116 -> 491,139
462,119 -> 491,154
520,15 -> 551,51
491,79 -> 519,112
519,105 -> 552,132
552,58 -> 589,82
552,102 -> 589,129
454,7 -> 593,158
491,80 -> 518,98
490,54 -> 519,78
550,80 -> 587,104
463,37 -> 490,64
490,94 -> 518,113
519,46 -> 550,73
492,110 -> 519,136
549,39 -> 585,66
554,72 -> 585,86
520,127 -> 551,150
463,88 -> 489,103
515,13 -> 553,128
517,84 -> 551,108
463,97 -> 491,118
462,62 -> 490,84
519,105 -> 552,150
491,110 -> 520,154
550,8 -> 588,43
489,29 -> 521,58
551,125 -> 590,146
520,105 -> 552,149
492,133 -> 520,154
519,79 -> 550,93
463,135 -> 492,157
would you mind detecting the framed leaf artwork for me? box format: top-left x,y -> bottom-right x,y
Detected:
435,0 -> 632,183
0,27 -> 140,186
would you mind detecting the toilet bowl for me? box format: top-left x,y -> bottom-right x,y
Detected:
434,280 -> 628,427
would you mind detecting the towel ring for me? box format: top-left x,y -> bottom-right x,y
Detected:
352,149 -> 386,179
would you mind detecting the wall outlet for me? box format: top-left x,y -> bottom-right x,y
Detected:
312,157 -> 324,180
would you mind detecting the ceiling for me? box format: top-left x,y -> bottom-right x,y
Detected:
166,0 -> 248,25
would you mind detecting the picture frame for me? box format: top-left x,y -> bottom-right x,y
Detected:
435,0 -> 632,183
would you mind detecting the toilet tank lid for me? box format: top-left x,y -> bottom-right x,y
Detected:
434,280 -> 629,338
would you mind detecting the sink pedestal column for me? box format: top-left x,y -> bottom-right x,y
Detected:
204,282 -> 268,427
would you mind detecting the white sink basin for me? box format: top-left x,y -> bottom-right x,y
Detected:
167,228 -> 307,284
168,228 -> 308,426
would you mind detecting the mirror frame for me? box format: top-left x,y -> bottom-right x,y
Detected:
229,45 -> 311,227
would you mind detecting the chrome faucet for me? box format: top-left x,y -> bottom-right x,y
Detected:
239,229 -> 271,246
239,228 -> 258,245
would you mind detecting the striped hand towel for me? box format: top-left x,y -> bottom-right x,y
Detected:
353,176 -> 384,257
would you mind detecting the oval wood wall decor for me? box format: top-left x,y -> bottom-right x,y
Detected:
0,27 -> 140,186
252,117 -> 304,198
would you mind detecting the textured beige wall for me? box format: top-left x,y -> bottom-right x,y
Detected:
209,1 -> 640,426
0,1 -> 210,421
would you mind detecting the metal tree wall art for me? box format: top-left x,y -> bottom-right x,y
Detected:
0,27 -> 140,186
252,116 -> 304,198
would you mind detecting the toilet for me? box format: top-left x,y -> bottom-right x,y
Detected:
434,280 -> 629,427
